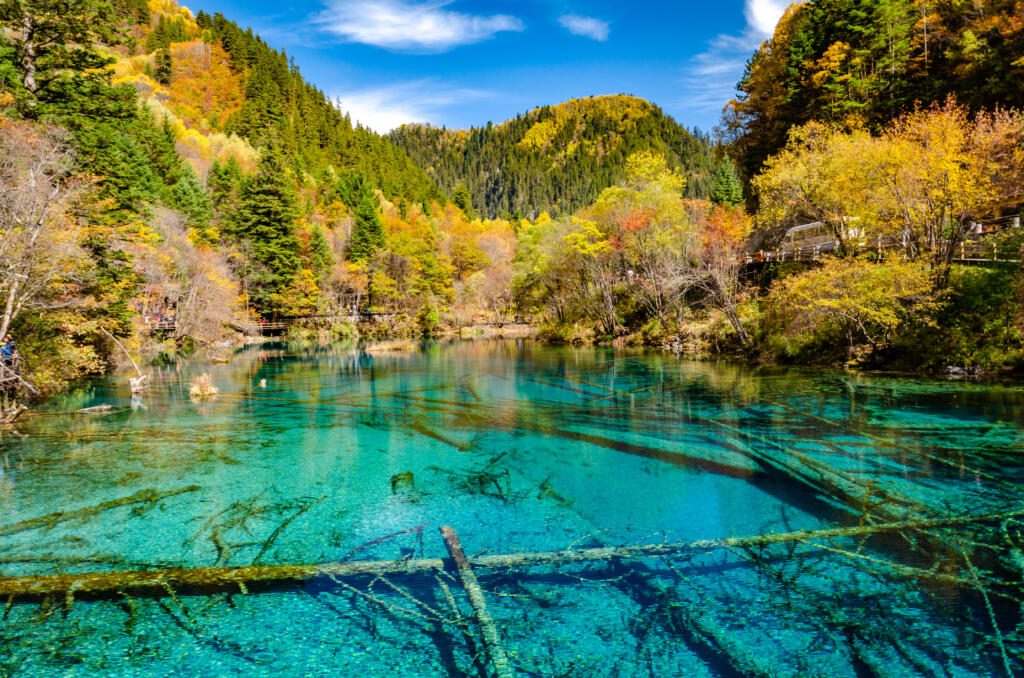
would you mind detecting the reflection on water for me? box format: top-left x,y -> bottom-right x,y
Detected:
0,340 -> 1022,676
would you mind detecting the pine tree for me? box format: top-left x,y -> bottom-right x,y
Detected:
452,183 -> 474,219
0,0 -> 118,116
710,156 -> 744,207
348,185 -> 385,262
154,48 -> 172,86
234,150 -> 300,313
307,225 -> 333,279
172,168 -> 214,235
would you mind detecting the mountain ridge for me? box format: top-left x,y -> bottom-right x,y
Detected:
390,94 -> 716,218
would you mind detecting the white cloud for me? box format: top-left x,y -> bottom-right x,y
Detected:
678,0 -> 802,123
559,15 -> 609,42
745,0 -> 792,36
334,79 -> 493,133
316,0 -> 524,52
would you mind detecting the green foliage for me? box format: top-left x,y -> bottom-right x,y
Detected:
199,12 -> 438,205
452,184 -> 474,219
172,167 -> 214,237
390,95 -> 716,218
343,175 -> 385,262
67,105 -> 183,218
0,0 -> 119,117
114,0 -> 149,24
710,156 -> 743,207
154,48 -> 173,86
889,266 -> 1024,371
12,310 -> 107,396
145,14 -> 188,52
306,225 -> 333,278
232,149 -> 300,314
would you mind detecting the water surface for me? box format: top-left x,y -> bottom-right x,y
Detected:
0,341 -> 1021,676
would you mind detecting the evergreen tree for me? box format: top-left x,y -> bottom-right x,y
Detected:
172,167 -> 213,234
234,150 -> 300,313
0,0 -> 118,116
145,15 -> 187,52
710,156 -> 744,207
154,48 -> 172,86
347,184 -> 385,262
452,183 -> 474,219
307,225 -> 333,278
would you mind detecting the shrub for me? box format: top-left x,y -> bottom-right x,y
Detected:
764,257 -> 936,364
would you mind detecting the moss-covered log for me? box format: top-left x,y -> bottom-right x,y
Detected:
0,508 -> 1020,601
440,526 -> 512,678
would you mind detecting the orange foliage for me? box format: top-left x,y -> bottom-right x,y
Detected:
620,208 -> 655,233
168,40 -> 244,130
703,205 -> 752,250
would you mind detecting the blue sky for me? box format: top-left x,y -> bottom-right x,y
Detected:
186,0 -> 793,133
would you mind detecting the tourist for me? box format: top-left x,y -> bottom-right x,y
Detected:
0,335 -> 17,367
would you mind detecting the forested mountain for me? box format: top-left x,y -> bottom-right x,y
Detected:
390,96 -> 716,218
726,0 -> 1024,182
0,0 -> 449,393
107,4 -> 438,203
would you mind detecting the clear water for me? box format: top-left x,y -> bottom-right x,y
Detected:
0,341 -> 1021,676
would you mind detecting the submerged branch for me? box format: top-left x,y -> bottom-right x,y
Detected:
0,486 -> 201,539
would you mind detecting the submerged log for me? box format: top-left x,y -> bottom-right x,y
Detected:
0,486 -> 202,539
0,404 -> 26,425
0,508 -> 1020,600
440,526 -> 513,678
77,404 -> 114,414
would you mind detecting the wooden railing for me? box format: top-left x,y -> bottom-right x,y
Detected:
745,236 -> 1022,266
145,313 -> 404,337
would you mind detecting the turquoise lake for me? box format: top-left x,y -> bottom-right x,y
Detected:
0,340 -> 1021,676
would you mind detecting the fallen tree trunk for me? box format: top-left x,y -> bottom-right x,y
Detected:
0,507 -> 1020,600
440,526 -> 512,678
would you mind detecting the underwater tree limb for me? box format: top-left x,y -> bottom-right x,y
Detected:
0,486 -> 202,539
440,526 -> 513,678
0,508 -> 1021,601
252,496 -> 325,565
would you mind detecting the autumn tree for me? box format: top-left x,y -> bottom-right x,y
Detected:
0,121 -> 84,341
871,102 -> 1024,278
766,257 -> 936,362
690,204 -> 753,345
752,121 -> 875,252
754,102 -> 1024,281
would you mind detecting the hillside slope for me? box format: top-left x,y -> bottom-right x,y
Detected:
390,95 -> 715,218
112,1 -> 438,203
726,0 -> 1024,181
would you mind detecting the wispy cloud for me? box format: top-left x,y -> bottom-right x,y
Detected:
678,0 -> 800,124
558,14 -> 609,42
315,0 -> 524,53
335,79 -> 494,132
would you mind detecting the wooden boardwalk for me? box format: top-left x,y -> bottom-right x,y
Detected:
146,313 -> 401,337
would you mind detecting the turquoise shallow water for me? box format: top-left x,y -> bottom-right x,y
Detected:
0,341 -> 1022,676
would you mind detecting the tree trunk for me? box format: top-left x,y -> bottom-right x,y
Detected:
20,12 -> 37,95
0,508 -> 1019,600
0,278 -> 19,340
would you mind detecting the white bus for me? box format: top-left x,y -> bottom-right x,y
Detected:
781,219 -> 864,253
